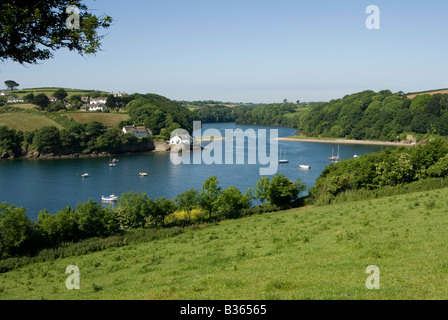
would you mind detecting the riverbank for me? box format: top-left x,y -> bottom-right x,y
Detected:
277,136 -> 417,146
0,141 -> 170,160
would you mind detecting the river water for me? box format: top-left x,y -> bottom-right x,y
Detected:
0,123 -> 386,220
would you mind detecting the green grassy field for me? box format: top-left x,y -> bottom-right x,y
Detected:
0,112 -> 63,131
65,112 -> 130,128
13,88 -> 109,99
1,187 -> 448,300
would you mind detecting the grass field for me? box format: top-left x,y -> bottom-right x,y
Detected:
10,104 -> 38,110
0,112 -> 63,131
1,187 -> 448,300
65,112 -> 130,128
406,88 -> 448,99
13,88 -> 109,99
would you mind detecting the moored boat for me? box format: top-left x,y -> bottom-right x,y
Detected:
102,194 -> 118,202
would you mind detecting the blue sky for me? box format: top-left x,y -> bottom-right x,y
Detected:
1,0 -> 447,102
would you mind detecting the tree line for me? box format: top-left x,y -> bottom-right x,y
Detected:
298,90 -> 448,141
0,175 -> 306,260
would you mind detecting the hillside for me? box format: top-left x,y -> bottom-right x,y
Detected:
1,186 -> 448,300
407,89 -> 448,99
0,111 -> 63,131
297,90 -> 448,141
65,112 -> 130,128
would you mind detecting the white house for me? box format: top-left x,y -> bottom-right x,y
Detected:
170,134 -> 193,146
80,104 -> 107,112
112,92 -> 126,97
49,96 -> 58,102
0,91 -> 10,96
7,98 -> 24,103
90,97 -> 107,105
81,96 -> 90,102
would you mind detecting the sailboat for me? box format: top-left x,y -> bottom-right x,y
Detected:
329,145 -> 340,162
279,147 -> 289,163
109,156 -> 116,167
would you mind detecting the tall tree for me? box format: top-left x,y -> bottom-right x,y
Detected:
53,88 -> 68,101
4,80 -> 19,92
0,0 -> 112,64
175,188 -> 199,222
199,176 -> 222,219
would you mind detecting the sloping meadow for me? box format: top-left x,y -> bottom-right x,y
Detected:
1,187 -> 448,300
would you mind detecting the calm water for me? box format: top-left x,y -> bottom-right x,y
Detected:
0,123 -> 386,220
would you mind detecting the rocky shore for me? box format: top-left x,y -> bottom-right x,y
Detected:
0,141 -> 171,160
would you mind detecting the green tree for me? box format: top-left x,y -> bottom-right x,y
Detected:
254,176 -> 270,204
0,203 -> 32,258
32,126 -> 61,154
0,126 -> 23,157
75,199 -> 109,238
266,174 -> 306,208
33,93 -> 50,110
0,0 -> 112,64
4,80 -> 19,92
23,93 -> 35,103
116,192 -> 152,230
53,88 -> 68,101
199,176 -> 222,219
175,188 -> 199,222
216,186 -> 251,219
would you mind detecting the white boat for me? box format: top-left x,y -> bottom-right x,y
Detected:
354,154 -> 360,159
139,172 -> 148,176
102,194 -> 118,202
112,158 -> 119,163
109,156 -> 117,167
299,165 -> 311,170
81,173 -> 89,178
329,146 -> 340,162
279,147 -> 289,163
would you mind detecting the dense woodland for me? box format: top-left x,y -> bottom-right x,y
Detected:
298,90 -> 448,141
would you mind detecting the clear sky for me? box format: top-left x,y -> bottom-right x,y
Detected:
1,0 -> 447,103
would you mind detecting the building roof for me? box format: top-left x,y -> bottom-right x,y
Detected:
123,126 -> 152,135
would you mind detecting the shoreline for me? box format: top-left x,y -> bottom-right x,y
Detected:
277,137 -> 417,147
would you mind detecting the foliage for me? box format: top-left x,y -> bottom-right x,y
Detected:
32,93 -> 50,110
0,203 -> 32,258
199,176 -> 222,219
264,174 -> 306,208
309,138 -> 448,204
298,91 -> 448,141
52,88 -> 68,101
0,0 -> 112,64
4,80 -> 19,91
175,189 -> 200,222
0,126 -> 23,157
125,94 -> 192,136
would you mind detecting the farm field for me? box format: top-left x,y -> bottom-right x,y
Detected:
0,112 -> 63,131
1,187 -> 448,300
65,112 -> 130,128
